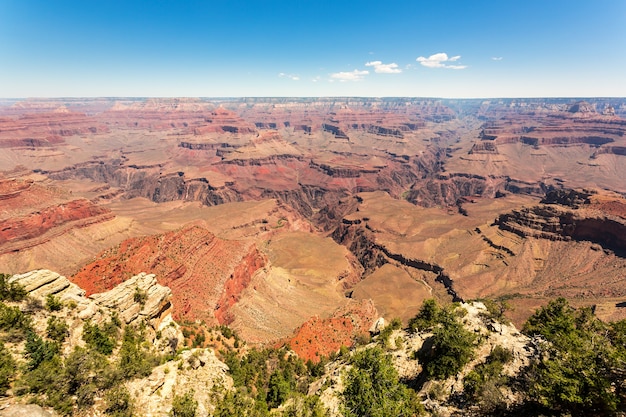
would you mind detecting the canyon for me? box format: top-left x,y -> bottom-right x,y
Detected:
1,97 -> 626,359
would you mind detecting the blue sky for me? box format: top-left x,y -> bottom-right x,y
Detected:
1,0 -> 625,98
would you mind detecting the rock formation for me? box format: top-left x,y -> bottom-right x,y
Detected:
71,225 -> 261,324
9,269 -> 174,333
2,96 -> 626,355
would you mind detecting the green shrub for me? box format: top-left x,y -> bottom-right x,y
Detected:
192,331 -> 205,347
463,345 -> 513,412
24,331 -> 59,371
281,393 -> 329,417
0,274 -> 27,302
219,325 -> 234,339
105,385 -> 134,417
0,302 -> 32,336
118,325 -> 160,379
213,388 -> 269,417
378,317 -> 402,349
522,298 -> 626,414
408,299 -> 450,333
418,319 -> 477,380
478,298 -> 511,324
45,294 -> 63,312
46,316 -> 69,343
341,346 -> 424,417
133,287 -> 147,306
223,347 -> 309,411
0,341 -> 16,395
82,320 -> 116,355
170,390 -> 197,417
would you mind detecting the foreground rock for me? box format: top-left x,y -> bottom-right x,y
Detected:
9,270 -> 173,333
312,302 -> 536,417
126,349 -> 232,417
2,270 -> 234,417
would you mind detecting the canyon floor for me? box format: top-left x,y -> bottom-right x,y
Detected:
1,97 -> 626,359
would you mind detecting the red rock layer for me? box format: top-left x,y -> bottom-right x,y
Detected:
71,225 -> 264,323
0,199 -> 112,250
0,111 -> 108,148
214,248 -> 267,324
0,178 -> 115,254
475,108 -> 626,153
286,299 -> 377,362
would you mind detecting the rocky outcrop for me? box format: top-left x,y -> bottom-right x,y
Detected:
9,269 -> 174,331
0,199 -> 114,254
0,404 -> 55,417
9,269 -> 85,303
71,225 -> 263,323
406,173 -> 510,207
90,272 -> 172,328
45,161 -> 243,207
313,302 -> 535,417
321,123 -> 349,139
332,219 -> 460,301
214,247 -> 267,324
591,145 -> 626,158
496,193 -> 626,255
126,348 -> 232,417
286,299 -> 378,362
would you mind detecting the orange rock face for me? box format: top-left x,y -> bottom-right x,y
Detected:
71,225 -> 264,323
286,300 -> 377,362
0,179 -> 114,255
214,248 -> 267,324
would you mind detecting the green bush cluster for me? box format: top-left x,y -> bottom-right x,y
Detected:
15,314 -> 160,415
104,385 -> 134,417
82,319 -> 118,355
221,347 -> 313,413
118,325 -> 161,379
377,317 -> 402,349
0,302 -> 33,340
171,389 -> 198,417
45,294 -> 63,312
46,316 -> 69,343
412,299 -> 478,380
522,298 -> 626,414
0,341 -> 16,395
463,345 -> 514,412
408,299 -> 447,333
341,346 -> 423,417
0,274 -> 27,302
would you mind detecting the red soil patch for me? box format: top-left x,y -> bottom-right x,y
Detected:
286,300 -> 378,362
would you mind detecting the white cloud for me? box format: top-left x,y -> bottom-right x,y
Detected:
416,53 -> 467,69
365,61 -> 402,74
278,73 -> 300,81
491,57 -> 503,61
330,69 -> 369,82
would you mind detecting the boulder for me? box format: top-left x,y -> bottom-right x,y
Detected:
90,272 -> 173,329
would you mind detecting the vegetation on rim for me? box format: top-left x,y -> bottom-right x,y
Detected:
0,271 -> 625,416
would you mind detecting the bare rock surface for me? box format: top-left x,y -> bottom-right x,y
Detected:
90,272 -> 172,327
126,348 -> 232,417
0,404 -> 56,417
9,269 -> 85,301
10,269 -> 175,333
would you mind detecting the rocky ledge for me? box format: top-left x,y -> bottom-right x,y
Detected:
495,190 -> 626,255
10,269 -> 173,331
